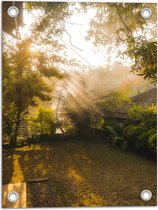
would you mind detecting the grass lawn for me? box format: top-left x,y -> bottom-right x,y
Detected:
3,137 -> 157,207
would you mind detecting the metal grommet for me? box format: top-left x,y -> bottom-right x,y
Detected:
141,190 -> 152,201
7,191 -> 19,203
7,6 -> 19,18
141,8 -> 152,19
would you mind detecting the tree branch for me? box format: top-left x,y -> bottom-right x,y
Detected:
58,21 -> 82,51
115,6 -> 133,39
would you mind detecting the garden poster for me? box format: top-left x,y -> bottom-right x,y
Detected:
2,1 -> 157,207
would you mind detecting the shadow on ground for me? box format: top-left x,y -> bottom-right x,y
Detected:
3,137 -> 157,207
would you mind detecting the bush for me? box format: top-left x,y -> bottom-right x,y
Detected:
28,107 -> 56,136
113,136 -> 124,147
137,131 -> 148,149
142,105 -> 157,128
137,130 -> 157,154
106,121 -> 124,137
125,104 -> 157,156
64,124 -> 76,135
105,125 -> 117,137
90,116 -> 105,129
128,105 -> 144,121
104,122 -> 125,148
123,125 -> 146,148
148,133 -> 157,153
128,104 -> 156,128
123,124 -> 157,156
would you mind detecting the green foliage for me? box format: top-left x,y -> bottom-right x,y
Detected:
28,107 -> 56,136
25,2 -> 70,32
64,124 -> 76,135
2,38 -> 61,144
124,104 -> 157,155
124,125 -> 156,155
104,121 -> 125,147
105,125 -> 117,137
2,103 -> 18,144
24,2 -> 157,82
99,91 -> 131,112
128,105 -> 144,120
69,110 -> 91,131
148,133 -> 157,153
107,121 -> 124,136
137,129 -> 156,151
136,131 -> 149,149
24,2 -> 71,57
123,125 -> 145,147
128,104 -> 157,128
142,104 -> 157,128
127,40 -> 157,82
113,136 -> 124,147
84,3 -> 157,82
85,3 -> 146,46
90,116 -> 105,129
90,116 -> 126,147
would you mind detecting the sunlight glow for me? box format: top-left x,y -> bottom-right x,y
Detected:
20,7 -> 121,68
18,3 -> 156,71
68,168 -> 84,183
11,155 -> 24,183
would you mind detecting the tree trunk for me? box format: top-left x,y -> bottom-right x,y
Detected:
11,111 -> 21,146
56,95 -> 65,134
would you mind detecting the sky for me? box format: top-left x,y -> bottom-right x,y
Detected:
19,3 -> 156,71
17,3 -> 155,111
19,5 -> 128,69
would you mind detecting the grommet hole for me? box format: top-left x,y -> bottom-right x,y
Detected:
141,8 -> 152,19
7,6 -> 19,18
7,191 -> 19,203
141,190 -> 152,201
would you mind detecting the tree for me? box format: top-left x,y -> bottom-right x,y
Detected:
2,37 -> 60,145
128,104 -> 156,128
24,3 -> 157,82
127,39 -> 157,82
28,107 -> 56,136
98,91 -> 131,113
24,2 -> 94,72
84,3 -> 157,81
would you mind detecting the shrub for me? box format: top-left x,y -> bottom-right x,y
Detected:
104,122 -> 125,147
64,124 -> 76,135
142,105 -> 157,128
123,124 -> 157,156
28,107 -> 56,136
123,125 -> 146,148
105,125 -> 117,137
113,136 -> 124,147
128,105 -> 144,120
138,128 -> 156,147
125,104 -> 157,154
90,116 -> 105,129
106,121 -> 124,136
137,131 -> 148,149
147,128 -> 156,136
128,104 -> 156,128
148,133 -> 157,153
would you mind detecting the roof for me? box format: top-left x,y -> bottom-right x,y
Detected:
131,87 -> 157,106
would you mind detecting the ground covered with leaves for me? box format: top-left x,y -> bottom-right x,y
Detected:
3,137 -> 157,207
